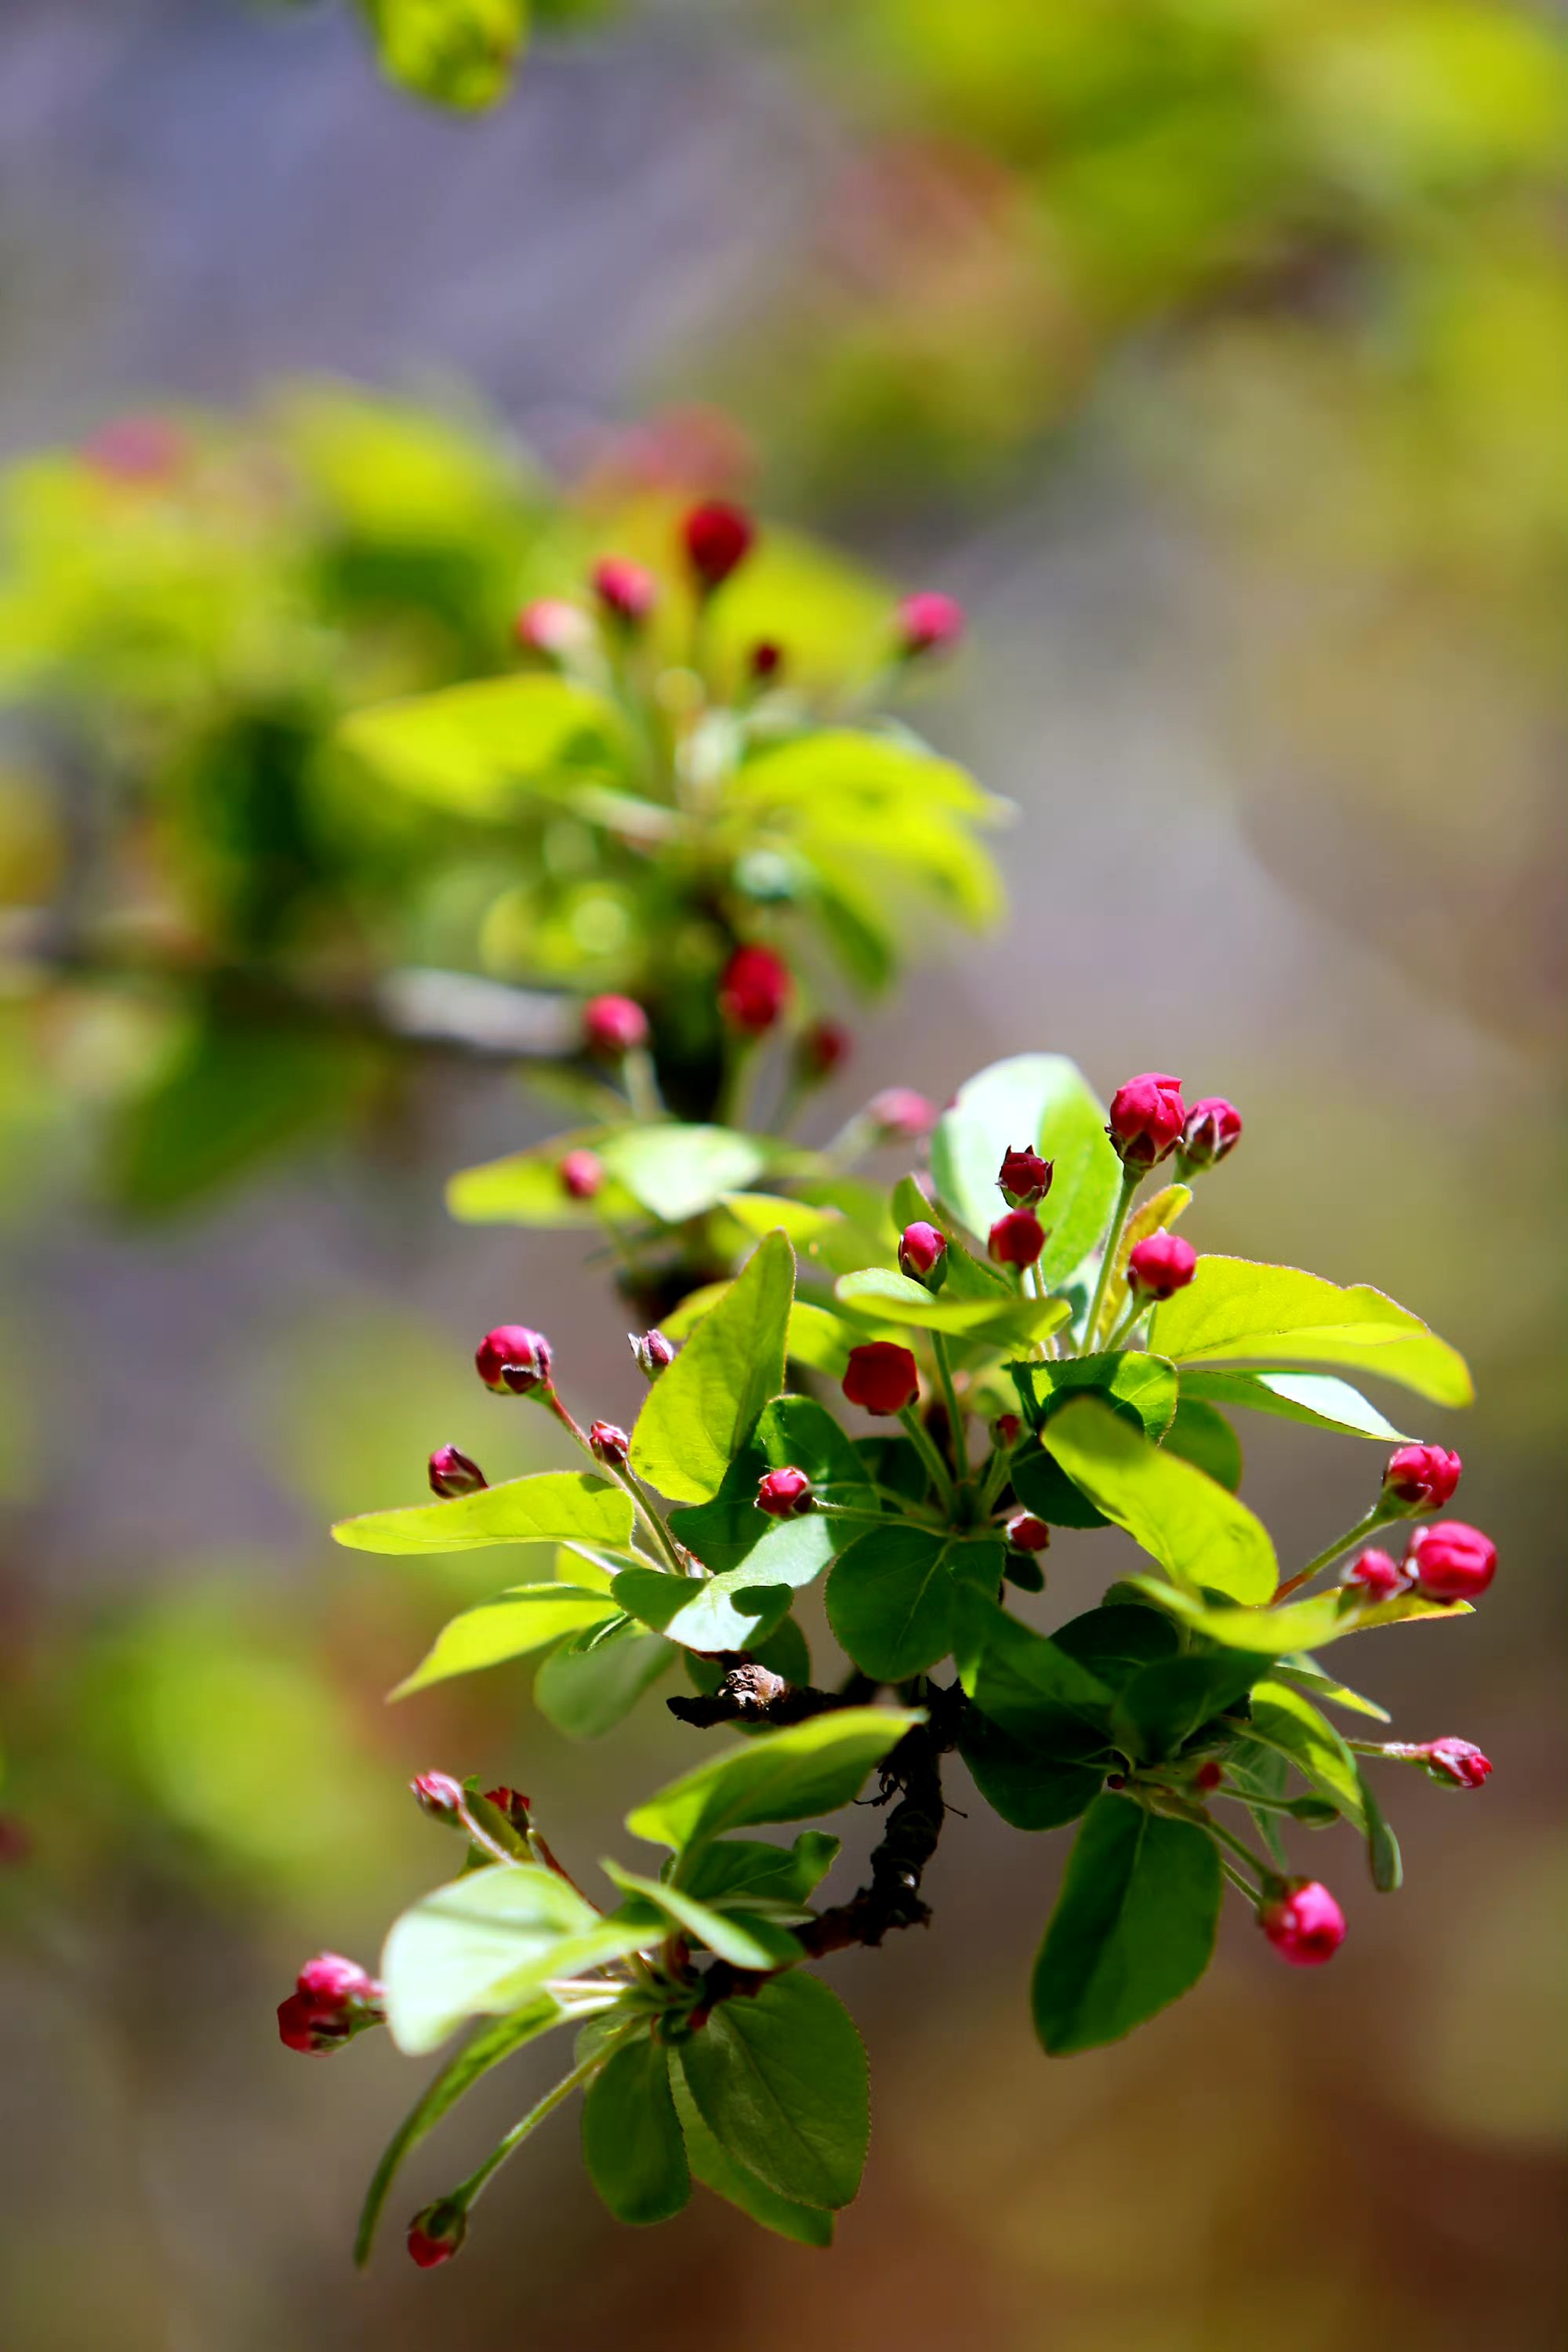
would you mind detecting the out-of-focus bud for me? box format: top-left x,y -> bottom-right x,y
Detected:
897,591 -> 965,659
278,1953 -> 385,2053
83,413 -> 186,485
1107,1073 -> 1186,1171
560,1149 -> 604,1202
683,499 -> 755,591
514,597 -> 592,660
867,1087 -> 936,1142
988,1210 -> 1044,1269
482,1786 -> 532,1828
591,555 -> 656,626
407,2201 -> 468,2270
1342,1547 -> 1410,1602
589,1421 -> 630,1466
898,1220 -> 949,1290
0,1814 -> 31,1867
757,1465 -> 814,1519
412,1772 -> 466,1824
630,1330 -> 676,1381
1193,1759 -> 1224,1792
1405,1520 -> 1497,1602
749,640 -> 783,683
991,1412 -> 1022,1450
841,1342 -> 920,1417
277,1991 -> 350,2054
296,1953 -> 374,2006
1397,1737 -> 1493,1790
1004,1512 -> 1051,1554
1382,1443 -> 1462,1511
1258,1880 -> 1345,1966
797,1018 -> 851,1082
997,1146 -> 1053,1207
1126,1232 -> 1197,1301
1178,1096 -> 1243,1173
427,1444 -> 487,1499
475,1324 -> 553,1395
719,943 -> 791,1034
582,993 -> 649,1057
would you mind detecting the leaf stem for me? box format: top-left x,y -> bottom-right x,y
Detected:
1271,1503 -> 1398,1604
544,1390 -> 688,1577
1082,1166 -> 1141,1354
451,2043 -> 618,2211
898,1405 -> 959,1515
930,1332 -> 969,1483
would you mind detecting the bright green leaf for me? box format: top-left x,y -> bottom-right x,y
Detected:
1041,1396 -> 1276,1603
446,1132 -> 642,1228
930,1054 -> 1120,1283
601,1863 -> 802,1971
1245,1680 -> 1367,1829
601,1126 -> 765,1224
682,1833 -> 841,1911
630,1232 -> 793,1503
627,1708 -> 921,1866
835,1265 -> 1069,1346
1127,1576 -> 1473,1656
533,1620 -> 675,1739
613,1565 -> 794,1656
1178,1368 -> 1412,1443
1011,1352 -> 1178,1529
338,673 -> 631,816
332,1471 -> 634,1555
389,1584 -> 621,1699
675,1970 -> 869,2209
1152,1259 -> 1472,1407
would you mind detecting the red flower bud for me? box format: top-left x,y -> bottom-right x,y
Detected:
483,1785 -> 532,1827
868,1087 -> 937,1142
589,1421 -> 630,1466
1126,1232 -> 1197,1301
719,943 -> 791,1033
797,1018 -> 851,1080
296,1952 -> 374,2006
988,1210 -> 1044,1269
749,639 -> 783,682
278,1953 -> 384,2052
1382,1443 -> 1462,1510
842,1341 -> 920,1417
1405,1519 -> 1497,1602
583,993 -> 649,1057
757,1465 -> 814,1519
591,555 -> 655,625
475,1323 -> 553,1395
898,1220 -> 948,1288
630,1329 -> 675,1381
514,597 -> 591,659
997,1145 -> 1053,1207
992,1412 -> 1022,1450
427,1444 -> 486,1498
1004,1512 -> 1051,1554
1193,1759 -> 1224,1792
1107,1073 -> 1186,1171
683,499 -> 755,590
277,1991 -> 349,2053
1342,1547 -> 1410,1602
1403,1737 -> 1493,1789
1179,1096 -> 1243,1171
412,1772 -> 466,1824
1258,1879 -> 1345,1966
407,2200 -> 467,2270
897,590 -> 965,658
559,1149 -> 604,1202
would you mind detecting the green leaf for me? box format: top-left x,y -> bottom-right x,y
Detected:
930,1054 -> 1120,1283
382,1865 -> 652,2055
332,1471 -> 634,1555
533,1620 -> 675,1739
630,1232 -> 793,1504
446,1132 -> 642,1228
1127,1577 -> 1473,1656
601,1126 -> 766,1225
1110,1653 -> 1265,1762
1178,1369 -> 1412,1443
1356,1766 -> 1404,1892
668,1396 -> 872,1578
675,1970 -> 869,2209
1031,1796 -> 1221,2054
1244,1681 -> 1367,1829
612,1566 -> 794,1656
1047,1601 -> 1181,1682
338,673 -> 628,816
1152,1259 -> 1473,1407
1272,1657 -> 1391,1723
670,2060 -> 833,2246
952,1590 -> 1115,1747
958,1711 -> 1105,1831
626,1708 -> 922,1867
359,0 -> 529,110
601,1864 -> 802,1970
682,1833 -> 840,1911
826,1524 -> 954,1681
1160,1398 -> 1244,1492
1040,1396 -> 1276,1603
1010,1352 -> 1179,1529
835,1265 -> 1069,1347
582,2035 -> 691,2227
389,1584 -> 622,1699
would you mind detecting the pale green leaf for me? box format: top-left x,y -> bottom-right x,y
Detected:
332,1470 -> 634,1555
835,1265 -> 1069,1346
600,1863 -> 801,1970
627,1707 -> 922,1866
930,1054 -> 1120,1283
389,1584 -> 620,1699
338,673 -> 631,816
1152,1258 -> 1472,1406
630,1232 -> 794,1503
1178,1368 -> 1412,1443
601,1126 -> 765,1224
1041,1396 -> 1276,1602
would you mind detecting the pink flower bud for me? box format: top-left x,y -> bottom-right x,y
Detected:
1405,1519 -> 1497,1603
630,1329 -> 676,1381
475,1323 -> 553,1395
1127,1232 -> 1196,1301
514,597 -> 591,659
412,1772 -> 466,1824
1407,1737 -> 1493,1789
1258,1879 -> 1345,1966
582,993 -> 649,1057
1004,1512 -> 1051,1553
296,1952 -> 374,2006
757,1465 -> 814,1519
898,1220 -> 948,1288
797,1018 -> 851,1080
427,1444 -> 486,1498
277,1991 -> 349,2053
1107,1073 -> 1186,1171
589,1421 -> 630,1465
1179,1096 -> 1243,1171
897,591 -> 965,658
992,1412 -> 1022,1450
842,1341 -> 920,1417
1382,1443 -> 1462,1510
988,1210 -> 1044,1269
591,555 -> 655,625
407,2201 -> 467,2269
682,499 -> 755,590
482,1785 -> 532,1827
278,1953 -> 385,2052
868,1087 -> 937,1142
1342,1547 -> 1410,1602
559,1149 -> 603,1202
997,1145 -> 1053,1207
719,943 -> 791,1033
83,414 -> 186,485
750,640 -> 784,682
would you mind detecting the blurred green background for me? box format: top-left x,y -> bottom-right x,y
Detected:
0,2 -> 1563,2346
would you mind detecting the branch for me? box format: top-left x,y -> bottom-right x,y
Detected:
665,1664 -> 875,1730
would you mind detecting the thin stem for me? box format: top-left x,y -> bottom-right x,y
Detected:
1101,1294 -> 1148,1354
930,1333 -> 969,1483
1082,1166 -> 1141,1354
1200,1812 -> 1279,1887
1271,1504 -> 1395,1604
622,1047 -> 663,1125
1218,1857 -> 1258,1902
545,1391 -> 688,1577
898,1405 -> 959,1515
453,2045 -> 615,2209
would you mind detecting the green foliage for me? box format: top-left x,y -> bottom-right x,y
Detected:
675,1972 -> 869,2210
389,1584 -> 622,1700
383,1864 -> 648,2055
931,1053 -> 1120,1279
627,1708 -> 922,1868
358,0 -> 530,111
630,1231 -> 794,1504
333,1472 -> 634,1555
1152,1258 -> 1474,1405
582,2036 -> 691,2226
1041,1396 -> 1277,1602
1033,1796 -> 1222,2055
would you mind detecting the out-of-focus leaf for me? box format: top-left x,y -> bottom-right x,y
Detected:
447,1130 -> 642,1227
359,0 -> 530,111
338,674 -> 633,819
835,1265 -> 1069,1346
601,1125 -> 765,1223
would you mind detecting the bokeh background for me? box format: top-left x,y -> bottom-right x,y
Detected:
1,2 -> 1563,2347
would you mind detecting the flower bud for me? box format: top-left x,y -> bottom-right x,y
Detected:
1342,1547 -> 1410,1602
868,1087 -> 936,1142
1004,1512 -> 1051,1554
841,1341 -> 920,1417
988,1210 -> 1044,1269
630,1329 -> 675,1381
582,993 -> 649,1057
1405,1519 -> 1497,1602
997,1145 -> 1053,1207
991,1412 -> 1022,1450
1178,1096 -> 1242,1172
427,1443 -> 486,1498
1397,1737 -> 1493,1789
1382,1443 -> 1462,1511
589,1420 -> 630,1466
278,1953 -> 385,2053
1193,1759 -> 1224,1793
756,1465 -> 814,1519
898,1220 -> 948,1289
412,1772 -> 466,1824
482,1785 -> 532,1827
797,1018 -> 851,1082
277,1991 -> 350,2053
559,1149 -> 604,1202
1258,1879 -> 1345,1966
591,554 -> 655,626
0,1814 -> 31,1867
1107,1073 -> 1186,1171
1126,1232 -> 1197,1301
475,1323 -> 553,1396
897,590 -> 965,659
407,2200 -> 468,2270
749,639 -> 783,683
719,942 -> 791,1034
683,499 -> 755,591
514,597 -> 591,660
296,1952 -> 374,2006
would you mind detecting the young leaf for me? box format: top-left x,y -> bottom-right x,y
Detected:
930,1054 -> 1120,1282
612,1565 -> 795,1656
626,1708 -> 922,1866
675,1970 -> 869,2209
1032,1795 -> 1221,2054
1178,1368 -> 1411,1443
1272,1656 -> 1391,1723
533,1620 -> 676,1740
1040,1396 -> 1276,1603
670,2057 -> 833,2247
1125,1577 -> 1472,1656
601,1863 -> 802,1970
825,1524 -> 956,1681
1152,1259 -> 1473,1407
630,1231 -> 794,1504
388,1585 -> 621,1700
835,1266 -> 1069,1347
361,0 -> 530,111
601,1126 -> 766,1225
1160,1398 -> 1243,1493
338,673 -> 627,815
332,1472 -> 635,1555
667,1395 -> 871,1579
582,2035 -> 691,2227
1244,1681 -> 1367,1828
